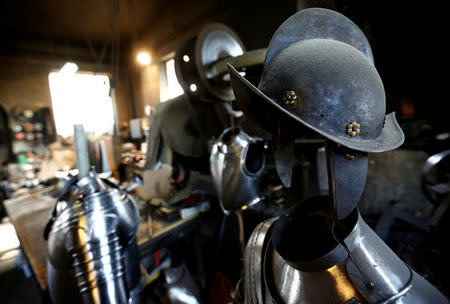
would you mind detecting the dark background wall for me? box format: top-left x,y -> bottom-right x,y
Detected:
0,58 -> 55,112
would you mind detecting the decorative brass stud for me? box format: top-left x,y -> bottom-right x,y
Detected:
282,90 -> 297,105
337,145 -> 359,160
345,153 -> 357,160
339,146 -> 359,160
347,122 -> 361,137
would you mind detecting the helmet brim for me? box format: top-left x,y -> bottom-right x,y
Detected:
228,64 -> 404,153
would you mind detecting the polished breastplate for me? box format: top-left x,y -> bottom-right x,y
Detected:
243,215 -> 448,304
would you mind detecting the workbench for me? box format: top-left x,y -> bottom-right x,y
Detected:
3,187 -> 54,290
4,188 -> 205,292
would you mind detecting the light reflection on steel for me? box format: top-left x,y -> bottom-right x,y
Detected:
47,171 -> 141,304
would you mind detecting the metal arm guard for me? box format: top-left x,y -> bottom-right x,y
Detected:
47,173 -> 141,304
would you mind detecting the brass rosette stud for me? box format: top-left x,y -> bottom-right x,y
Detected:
347,122 -> 361,137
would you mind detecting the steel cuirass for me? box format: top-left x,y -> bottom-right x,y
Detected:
244,205 -> 448,304
210,127 -> 265,213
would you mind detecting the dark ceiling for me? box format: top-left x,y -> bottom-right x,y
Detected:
1,0 -> 160,46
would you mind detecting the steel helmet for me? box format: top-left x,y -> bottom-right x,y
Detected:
228,8 -> 404,152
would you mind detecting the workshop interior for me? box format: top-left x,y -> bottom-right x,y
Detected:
0,0 -> 448,303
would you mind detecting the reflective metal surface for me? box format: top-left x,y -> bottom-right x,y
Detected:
244,218 -> 277,304
271,197 -> 354,272
243,211 -> 448,304
344,212 -> 448,304
96,140 -> 111,177
235,7 -> 444,304
164,264 -> 202,304
209,48 -> 267,80
270,252 -> 363,304
47,172 -> 140,304
228,7 -> 405,153
259,38 -> 386,146
325,141 -> 369,220
195,23 -> 245,101
210,128 -> 265,213
174,22 -> 265,102
145,102 -> 166,170
229,40 -> 404,153
263,7 -> 374,67
272,142 -> 295,188
422,149 -> 450,205
74,125 -> 90,178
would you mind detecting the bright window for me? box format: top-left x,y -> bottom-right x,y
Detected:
159,58 -> 183,102
48,71 -> 114,138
